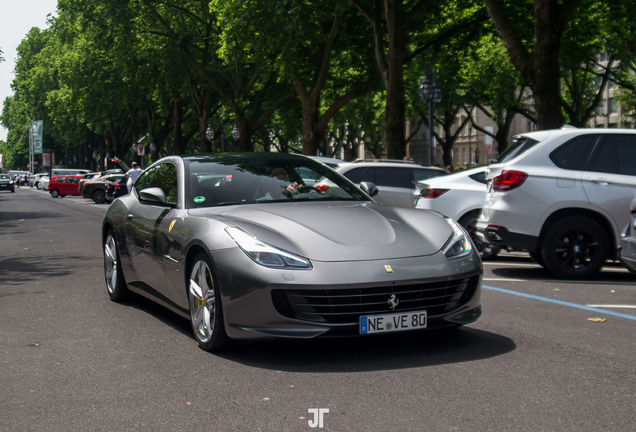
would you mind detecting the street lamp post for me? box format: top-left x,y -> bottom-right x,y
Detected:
418,65 -> 443,166
207,120 -> 240,152
469,124 -> 472,168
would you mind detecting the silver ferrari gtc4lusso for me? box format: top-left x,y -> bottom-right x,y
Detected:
102,153 -> 482,351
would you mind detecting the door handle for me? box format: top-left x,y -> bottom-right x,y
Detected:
127,214 -> 134,219
590,179 -> 611,186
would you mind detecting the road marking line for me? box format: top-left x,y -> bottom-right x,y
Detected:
586,305 -> 636,309
484,278 -> 636,286
483,285 -> 636,321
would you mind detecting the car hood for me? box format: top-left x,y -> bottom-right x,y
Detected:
188,201 -> 453,261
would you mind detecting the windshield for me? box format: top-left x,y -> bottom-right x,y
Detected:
185,154 -> 369,208
0,175 -> 10,180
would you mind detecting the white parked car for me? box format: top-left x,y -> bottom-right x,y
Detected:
415,166 -> 500,259
476,127 -> 636,279
38,176 -> 50,190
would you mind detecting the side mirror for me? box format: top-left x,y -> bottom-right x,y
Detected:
359,181 -> 379,197
139,187 -> 167,206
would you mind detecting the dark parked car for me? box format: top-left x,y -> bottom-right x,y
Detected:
83,174 -> 125,204
0,174 -> 16,193
102,153 -> 482,352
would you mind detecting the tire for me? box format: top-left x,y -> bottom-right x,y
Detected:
188,253 -> 229,351
104,230 -> 129,301
92,189 -> 106,204
541,216 -> 609,279
50,189 -> 60,198
459,212 -> 502,261
528,252 -> 546,267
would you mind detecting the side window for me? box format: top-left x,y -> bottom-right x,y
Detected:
468,171 -> 488,184
57,176 -> 67,183
342,167 -> 366,183
615,135 -> 636,176
134,166 -> 158,196
375,167 -> 410,188
149,163 -> 178,203
587,136 -> 618,174
69,177 -> 79,184
550,135 -> 600,170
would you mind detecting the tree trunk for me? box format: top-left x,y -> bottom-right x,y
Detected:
173,99 -> 184,155
383,0 -> 407,159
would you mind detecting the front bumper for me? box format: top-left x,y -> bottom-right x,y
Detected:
211,247 -> 483,340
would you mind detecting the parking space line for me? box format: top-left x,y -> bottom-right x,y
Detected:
484,277 -> 636,286
586,304 -> 636,309
483,285 -> 636,321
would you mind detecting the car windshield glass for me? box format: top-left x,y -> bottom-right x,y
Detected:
495,137 -> 540,163
0,175 -> 9,180
185,154 -> 369,208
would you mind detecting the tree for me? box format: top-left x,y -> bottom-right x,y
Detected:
483,0 -> 583,130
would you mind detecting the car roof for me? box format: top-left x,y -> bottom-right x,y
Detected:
337,161 -> 446,170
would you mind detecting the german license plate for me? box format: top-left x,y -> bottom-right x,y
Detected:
360,310 -> 427,334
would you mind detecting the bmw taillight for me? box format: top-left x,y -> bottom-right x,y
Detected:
419,188 -> 449,198
492,170 -> 528,192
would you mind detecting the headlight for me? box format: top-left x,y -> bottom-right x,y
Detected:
442,217 -> 473,260
225,226 -> 312,270
9,181 -> 14,185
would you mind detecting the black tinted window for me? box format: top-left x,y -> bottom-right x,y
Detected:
342,167 -> 365,183
468,171 -> 488,184
375,167 -> 410,188
497,137 -> 541,163
551,135 -> 599,170
615,135 -> 636,176
587,136 -> 618,174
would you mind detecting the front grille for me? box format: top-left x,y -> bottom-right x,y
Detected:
272,276 -> 478,324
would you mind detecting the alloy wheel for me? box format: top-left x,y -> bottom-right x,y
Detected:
189,259 -> 216,343
104,234 -> 118,294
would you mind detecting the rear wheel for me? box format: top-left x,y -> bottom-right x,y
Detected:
188,253 -> 229,351
541,216 -> 609,279
459,212 -> 501,261
104,230 -> 129,301
92,189 -> 106,204
50,189 -> 59,198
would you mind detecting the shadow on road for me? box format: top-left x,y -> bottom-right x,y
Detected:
491,265 -> 636,284
0,255 -> 79,286
219,327 -> 515,373
121,293 -> 515,372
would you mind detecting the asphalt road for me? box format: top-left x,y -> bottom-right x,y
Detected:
1,188 -> 635,432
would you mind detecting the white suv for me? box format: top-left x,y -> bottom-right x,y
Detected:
475,127 -> 636,279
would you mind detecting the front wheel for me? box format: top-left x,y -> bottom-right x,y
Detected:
50,189 -> 59,198
104,230 -> 129,301
92,189 -> 106,204
188,253 -> 229,351
541,216 -> 609,279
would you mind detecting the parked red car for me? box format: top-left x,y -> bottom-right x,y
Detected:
48,175 -> 83,198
